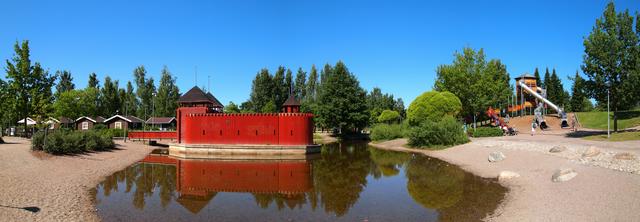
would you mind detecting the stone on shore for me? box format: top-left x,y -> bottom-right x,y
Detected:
614,152 -> 636,160
498,171 -> 520,181
552,168 -> 578,182
549,145 -> 567,153
488,151 -> 506,162
582,146 -> 600,158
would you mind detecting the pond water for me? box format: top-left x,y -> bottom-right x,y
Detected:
93,142 -> 506,221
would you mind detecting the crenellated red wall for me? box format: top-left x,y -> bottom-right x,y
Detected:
177,107 -> 314,146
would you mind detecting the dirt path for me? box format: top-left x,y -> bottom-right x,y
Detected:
0,137 -> 153,222
370,135 -> 640,221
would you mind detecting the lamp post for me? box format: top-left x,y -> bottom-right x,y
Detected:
152,93 -> 156,130
607,88 -> 610,139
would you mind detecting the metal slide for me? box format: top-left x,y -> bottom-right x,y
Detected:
518,80 -> 568,128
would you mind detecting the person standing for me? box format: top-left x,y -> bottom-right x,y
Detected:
531,120 -> 536,136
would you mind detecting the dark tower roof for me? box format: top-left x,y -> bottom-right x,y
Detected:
178,86 -> 223,107
282,94 -> 301,107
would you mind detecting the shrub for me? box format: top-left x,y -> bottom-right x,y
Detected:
30,130 -> 115,154
407,91 -> 462,126
377,110 -> 401,124
370,124 -> 407,141
31,132 -> 45,151
471,127 -> 504,137
96,128 -> 125,138
43,132 -> 66,154
408,116 -> 469,149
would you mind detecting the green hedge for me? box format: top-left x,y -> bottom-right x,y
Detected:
408,116 -> 469,149
471,127 -> 504,137
370,123 -> 408,141
32,130 -> 115,154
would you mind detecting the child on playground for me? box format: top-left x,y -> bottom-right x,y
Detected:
531,121 -> 536,136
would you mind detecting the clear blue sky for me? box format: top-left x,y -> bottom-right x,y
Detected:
1,0 -> 638,105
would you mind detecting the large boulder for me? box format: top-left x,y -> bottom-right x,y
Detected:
549,145 -> 566,153
614,152 -> 636,160
552,168 -> 578,182
488,151 -> 506,162
498,171 -> 520,181
582,146 -> 600,158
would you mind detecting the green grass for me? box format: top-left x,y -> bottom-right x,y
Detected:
575,110 -> 640,130
583,131 -> 640,141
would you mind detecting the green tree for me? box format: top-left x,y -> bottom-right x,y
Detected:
366,87 -> 396,124
377,110 -> 401,124
294,67 -> 307,99
543,68 -> 550,93
224,101 -> 241,113
317,61 -> 368,133
155,66 -> 180,117
569,71 -> 588,112
261,100 -> 277,113
306,65 -> 319,100
88,72 -> 99,88
582,2 -> 640,131
134,66 -> 156,118
5,40 -> 57,131
53,90 -> 83,119
533,68 -> 541,87
123,81 -> 138,116
407,91 -> 462,126
434,47 -> 511,124
55,70 -> 74,99
248,68 -> 274,112
100,76 -> 121,116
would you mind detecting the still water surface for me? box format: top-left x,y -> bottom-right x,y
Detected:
93,142 -> 506,221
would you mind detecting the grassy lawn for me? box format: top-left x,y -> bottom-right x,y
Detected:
575,110 -> 640,130
583,131 -> 640,141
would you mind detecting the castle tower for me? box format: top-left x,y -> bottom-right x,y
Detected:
281,94 -> 301,113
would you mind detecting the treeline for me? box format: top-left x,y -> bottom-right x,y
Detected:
0,40 -> 181,129
238,61 -> 405,133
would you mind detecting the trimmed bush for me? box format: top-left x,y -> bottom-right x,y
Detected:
408,116 -> 469,149
31,130 -> 116,154
370,124 -> 407,141
377,110 -> 401,124
407,91 -> 462,126
471,127 -> 504,137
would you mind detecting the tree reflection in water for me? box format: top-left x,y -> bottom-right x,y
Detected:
95,144 -> 506,221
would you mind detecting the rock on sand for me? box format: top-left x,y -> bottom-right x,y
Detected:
549,145 -> 567,153
498,171 -> 520,181
552,168 -> 578,182
582,146 -> 600,158
614,152 -> 636,160
488,151 -> 506,162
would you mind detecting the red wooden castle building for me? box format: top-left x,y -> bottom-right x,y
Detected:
170,86 -> 319,158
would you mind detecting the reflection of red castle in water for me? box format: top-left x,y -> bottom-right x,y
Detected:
170,87 -> 319,158
140,154 -> 313,213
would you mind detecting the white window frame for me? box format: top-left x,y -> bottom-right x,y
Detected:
82,122 -> 89,130
115,122 -> 122,129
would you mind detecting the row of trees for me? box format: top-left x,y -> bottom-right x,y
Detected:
533,67 -> 571,111
54,65 -> 180,120
240,61 -> 404,133
2,40 -> 181,130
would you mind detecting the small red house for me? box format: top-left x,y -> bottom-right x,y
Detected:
75,116 -> 105,131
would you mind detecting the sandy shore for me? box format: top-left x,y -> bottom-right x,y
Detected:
370,134 -> 640,221
0,137 -> 153,222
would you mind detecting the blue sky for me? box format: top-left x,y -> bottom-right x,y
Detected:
1,0 -> 638,105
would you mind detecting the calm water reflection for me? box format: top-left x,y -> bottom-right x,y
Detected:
93,142 -> 506,221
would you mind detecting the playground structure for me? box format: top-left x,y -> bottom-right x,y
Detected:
509,74 -> 568,129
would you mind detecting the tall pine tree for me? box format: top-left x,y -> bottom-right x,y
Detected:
55,70 -> 75,99
155,66 -> 180,117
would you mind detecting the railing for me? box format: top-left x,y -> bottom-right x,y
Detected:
128,131 -> 177,140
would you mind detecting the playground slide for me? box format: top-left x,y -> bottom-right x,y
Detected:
518,81 -> 568,127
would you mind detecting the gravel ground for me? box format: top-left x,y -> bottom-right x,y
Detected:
0,137 -> 152,222
371,134 -> 640,222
